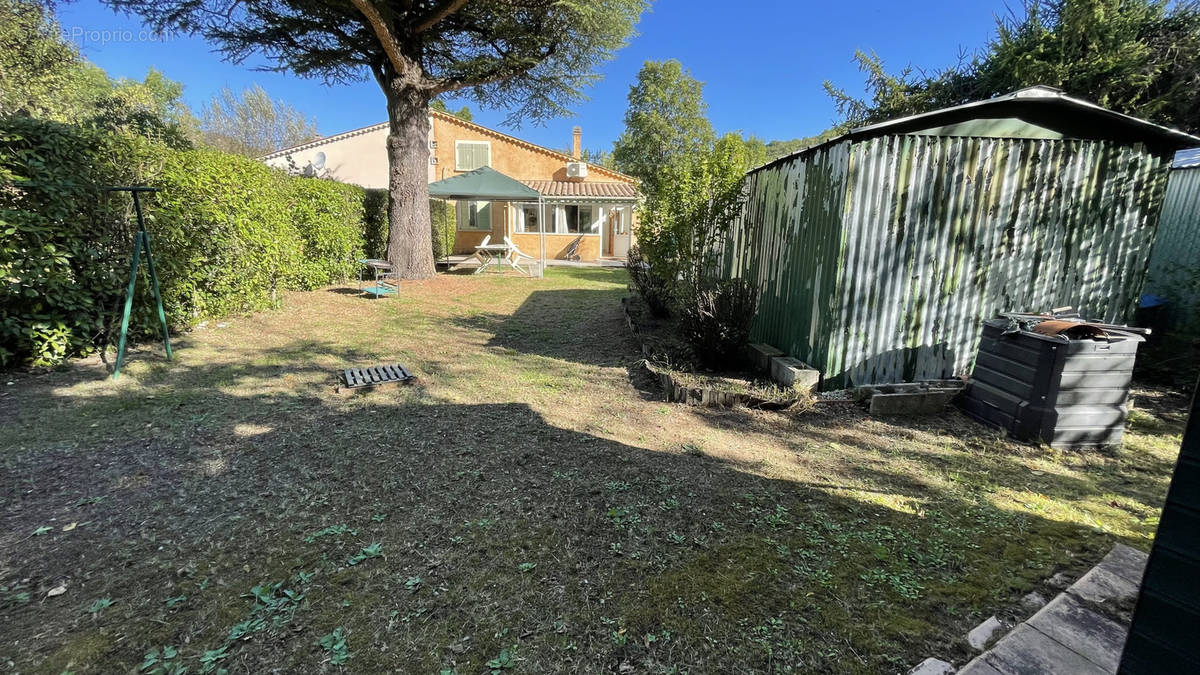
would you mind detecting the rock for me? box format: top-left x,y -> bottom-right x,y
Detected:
1047,572 -> 1073,589
966,615 -> 1005,651
908,657 -> 956,675
1020,591 -> 1048,613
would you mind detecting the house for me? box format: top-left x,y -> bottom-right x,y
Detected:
261,110 -> 639,262
716,86 -> 1200,389
1143,148 -> 1200,330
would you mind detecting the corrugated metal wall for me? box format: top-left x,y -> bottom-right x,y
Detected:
721,141 -> 852,377
724,135 -> 1172,389
1144,168 -> 1200,330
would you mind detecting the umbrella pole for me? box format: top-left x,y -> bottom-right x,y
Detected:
539,197 -> 546,279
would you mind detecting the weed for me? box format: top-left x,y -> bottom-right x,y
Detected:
304,524 -> 353,543
318,627 -> 351,666
140,646 -> 185,675
84,597 -> 114,615
486,646 -> 517,673
346,542 -> 383,566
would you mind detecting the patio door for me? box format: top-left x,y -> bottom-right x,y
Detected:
610,207 -> 631,259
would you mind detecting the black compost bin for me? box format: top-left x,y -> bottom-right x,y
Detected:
960,318 -> 1144,448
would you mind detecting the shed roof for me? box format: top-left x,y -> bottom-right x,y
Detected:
754,86 -> 1200,175
1175,148 -> 1200,169
851,86 -> 1199,147
427,166 -> 540,201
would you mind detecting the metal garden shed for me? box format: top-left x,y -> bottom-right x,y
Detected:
718,86 -> 1200,389
1143,148 -> 1200,330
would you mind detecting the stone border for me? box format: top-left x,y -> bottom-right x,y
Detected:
622,297 -> 806,410
909,544 -> 1148,675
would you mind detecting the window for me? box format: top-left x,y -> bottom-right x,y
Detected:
456,200 -> 492,231
518,204 -> 542,233
557,204 -> 596,234
454,141 -> 490,171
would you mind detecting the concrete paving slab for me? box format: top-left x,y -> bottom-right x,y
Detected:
1097,543 -> 1148,585
1027,593 -> 1127,672
982,624 -> 1108,675
967,615 -> 1005,651
1067,565 -> 1139,616
957,658 -> 1004,675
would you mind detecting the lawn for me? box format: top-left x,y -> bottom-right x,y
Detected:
0,267 -> 1187,674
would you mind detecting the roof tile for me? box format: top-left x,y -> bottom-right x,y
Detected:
521,181 -> 639,199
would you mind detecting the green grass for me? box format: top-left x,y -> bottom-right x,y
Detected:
0,267 -> 1186,674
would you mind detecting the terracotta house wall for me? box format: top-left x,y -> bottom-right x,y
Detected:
261,110 -> 640,262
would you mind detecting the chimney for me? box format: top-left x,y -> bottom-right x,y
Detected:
572,126 -> 582,159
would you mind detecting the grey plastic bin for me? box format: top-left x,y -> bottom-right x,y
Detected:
960,318 -> 1144,448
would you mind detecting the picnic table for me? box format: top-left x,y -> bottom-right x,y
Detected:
357,258 -> 398,297
474,243 -> 519,274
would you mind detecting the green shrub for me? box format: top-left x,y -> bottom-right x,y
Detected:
0,116 -> 379,367
626,245 -> 675,317
361,189 -> 388,259
678,278 -> 759,368
430,199 -> 455,261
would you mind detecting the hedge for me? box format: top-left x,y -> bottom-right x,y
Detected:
1,116 -> 385,366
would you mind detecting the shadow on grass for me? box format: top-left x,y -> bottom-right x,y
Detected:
450,288 -> 635,368
0,339 -> 1172,674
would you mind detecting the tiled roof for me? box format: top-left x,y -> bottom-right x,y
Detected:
521,180 -> 639,200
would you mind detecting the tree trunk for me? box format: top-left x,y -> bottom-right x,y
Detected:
383,77 -> 437,279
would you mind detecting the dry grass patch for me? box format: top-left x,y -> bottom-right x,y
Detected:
0,267 -> 1185,674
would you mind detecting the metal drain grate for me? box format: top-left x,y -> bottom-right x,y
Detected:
338,364 -> 415,392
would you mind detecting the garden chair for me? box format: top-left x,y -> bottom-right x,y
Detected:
563,235 -> 583,261
503,236 -> 540,277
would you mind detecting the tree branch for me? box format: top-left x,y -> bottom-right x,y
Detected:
349,0 -> 410,78
413,0 -> 469,34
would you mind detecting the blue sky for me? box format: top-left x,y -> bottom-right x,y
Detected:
57,0 -> 1011,152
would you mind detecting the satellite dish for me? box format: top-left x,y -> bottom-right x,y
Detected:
312,151 -> 326,170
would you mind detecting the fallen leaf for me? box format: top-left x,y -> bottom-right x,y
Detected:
62,522 -> 77,532
47,585 -> 67,597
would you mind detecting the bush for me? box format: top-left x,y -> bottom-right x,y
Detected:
0,116 -> 379,367
626,245 -> 675,317
430,199 -> 455,261
361,189 -> 389,259
678,278 -> 759,368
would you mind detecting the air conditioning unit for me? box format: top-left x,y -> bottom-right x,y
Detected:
429,140 -> 438,149
566,161 -> 588,178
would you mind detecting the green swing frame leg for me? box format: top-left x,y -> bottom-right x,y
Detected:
112,231 -> 172,380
